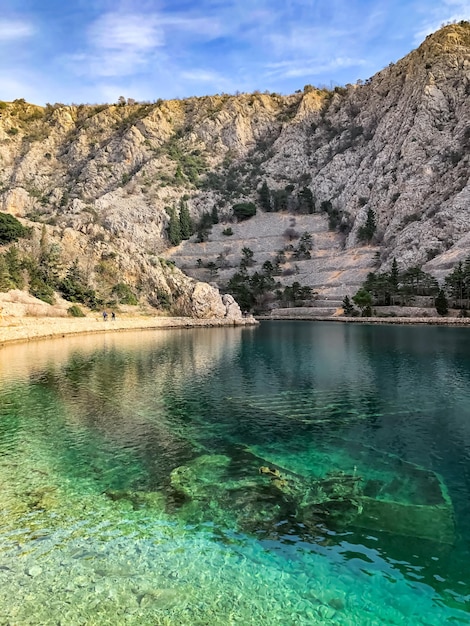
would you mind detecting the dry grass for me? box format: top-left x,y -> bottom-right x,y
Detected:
24,304 -> 69,317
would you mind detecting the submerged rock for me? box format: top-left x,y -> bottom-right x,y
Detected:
169,444 -> 455,544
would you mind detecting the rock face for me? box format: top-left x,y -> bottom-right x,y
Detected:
178,282 -> 226,319
0,22 -> 469,303
222,293 -> 243,319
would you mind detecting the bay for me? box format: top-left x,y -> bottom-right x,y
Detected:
0,321 -> 469,625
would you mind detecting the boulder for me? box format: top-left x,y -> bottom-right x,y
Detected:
222,293 -> 242,319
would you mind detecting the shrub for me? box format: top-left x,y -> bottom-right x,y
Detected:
155,289 -> 172,309
342,295 -> 355,315
68,305 -> 85,317
29,276 -> 55,305
233,202 -> 256,221
59,261 -> 100,309
283,228 -> 300,241
112,282 -> 138,305
222,227 -> 233,236
0,212 -> 30,244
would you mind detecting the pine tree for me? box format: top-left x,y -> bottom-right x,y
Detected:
390,257 -> 399,304
464,256 -> 470,309
358,208 -> 377,242
38,226 -> 61,287
435,289 -> 448,316
179,198 -> 193,239
342,295 -> 355,315
298,187 -> 315,213
5,246 -> 24,288
445,261 -> 465,307
0,254 -> 12,292
258,181 -> 272,212
167,206 -> 182,246
211,205 -> 219,225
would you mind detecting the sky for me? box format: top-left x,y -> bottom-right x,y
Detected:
0,0 -> 469,105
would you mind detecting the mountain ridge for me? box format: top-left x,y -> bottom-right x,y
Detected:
0,21 -> 469,311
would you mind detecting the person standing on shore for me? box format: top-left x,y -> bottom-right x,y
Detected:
111,311 -> 116,321
102,311 -> 108,321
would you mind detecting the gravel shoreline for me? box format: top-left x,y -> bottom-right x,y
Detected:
258,314 -> 470,326
0,314 -> 258,346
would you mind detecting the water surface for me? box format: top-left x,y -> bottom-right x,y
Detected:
0,321 -> 469,625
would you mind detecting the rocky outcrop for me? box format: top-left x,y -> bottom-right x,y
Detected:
177,282 -> 226,319
0,22 -> 468,305
222,293 -> 243,319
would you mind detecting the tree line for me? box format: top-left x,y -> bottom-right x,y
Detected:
345,257 -> 470,316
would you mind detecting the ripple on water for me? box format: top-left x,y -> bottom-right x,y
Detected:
0,324 -> 470,624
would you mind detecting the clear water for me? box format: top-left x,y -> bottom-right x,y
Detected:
0,321 -> 470,625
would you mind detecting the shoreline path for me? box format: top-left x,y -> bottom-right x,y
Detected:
0,315 -> 258,346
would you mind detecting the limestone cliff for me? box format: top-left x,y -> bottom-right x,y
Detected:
0,22 -> 468,304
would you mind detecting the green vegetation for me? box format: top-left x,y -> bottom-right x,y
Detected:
195,209 -> 219,242
58,260 -> 100,308
67,304 -> 86,317
211,205 -> 219,225
342,295 -> 355,315
351,264 -> 438,310
112,103 -> 154,132
166,206 -> 182,246
163,135 -> 208,186
352,288 -> 372,316
346,255 -> 470,317
444,259 -> 470,308
320,200 -> 351,234
179,198 -> 193,239
222,227 -> 233,236
240,247 -> 255,270
278,282 -> 313,306
435,290 -> 449,316
258,181 -> 272,212
166,199 -> 195,246
357,208 -> 377,243
293,232 -> 313,260
4,247 -> 24,288
297,187 -> 315,214
27,259 -> 56,304
233,202 -> 256,221
112,283 -> 138,305
0,213 -> 30,244
225,246 -> 312,313
0,226 -> 156,311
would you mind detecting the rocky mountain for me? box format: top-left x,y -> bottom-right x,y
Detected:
0,21 -> 469,311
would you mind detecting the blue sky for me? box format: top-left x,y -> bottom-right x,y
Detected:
1,0 -> 469,105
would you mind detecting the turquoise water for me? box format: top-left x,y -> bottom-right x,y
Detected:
0,321 -> 470,624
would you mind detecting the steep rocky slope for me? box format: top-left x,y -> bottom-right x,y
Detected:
0,22 -> 468,307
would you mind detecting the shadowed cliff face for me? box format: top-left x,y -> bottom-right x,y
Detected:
0,22 -> 469,301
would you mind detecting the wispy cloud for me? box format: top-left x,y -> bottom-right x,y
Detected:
413,0 -> 470,41
180,69 -> 225,82
0,19 -> 35,41
265,57 -> 367,79
1,0 -> 468,104
65,10 -> 225,79
75,12 -> 165,77
89,13 -> 164,51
